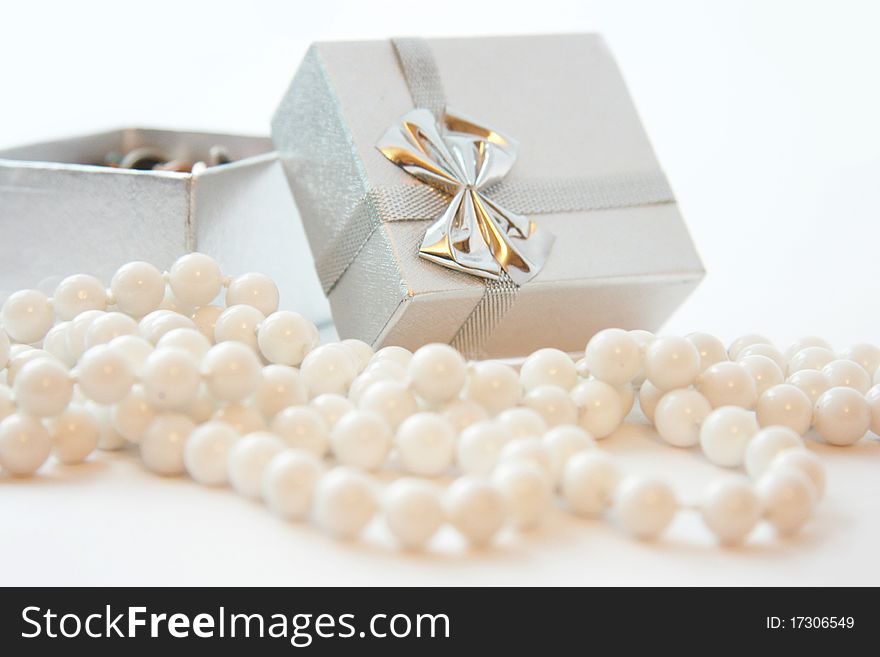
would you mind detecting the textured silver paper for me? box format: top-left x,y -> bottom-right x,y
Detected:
271,34 -> 705,358
0,128 -> 330,324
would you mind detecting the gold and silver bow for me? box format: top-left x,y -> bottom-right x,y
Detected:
376,108 -> 555,285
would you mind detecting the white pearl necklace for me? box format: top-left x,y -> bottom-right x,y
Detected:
1,255 -> 878,550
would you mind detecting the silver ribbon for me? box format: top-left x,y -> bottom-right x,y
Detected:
314,37 -> 677,358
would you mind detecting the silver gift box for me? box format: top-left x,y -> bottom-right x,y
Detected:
0,128 -> 330,324
272,34 -> 704,358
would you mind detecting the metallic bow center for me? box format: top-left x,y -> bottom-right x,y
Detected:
376,108 -> 555,285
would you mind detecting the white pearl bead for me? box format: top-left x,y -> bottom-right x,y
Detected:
253,365 -> 307,420
456,420 -> 508,475
628,329 -> 655,347
363,360 -> 408,382
821,359 -> 871,394
341,339 -> 374,372
140,413 -> 195,475
202,341 -> 262,402
48,405 -> 99,464
13,357 -> 73,417
654,388 -> 712,448
310,393 -> 355,430
700,478 -> 761,545
86,401 -> 126,450
0,385 -> 15,422
756,383 -> 813,434
786,368 -> 830,404
270,406 -> 329,456
168,252 -> 223,307
213,304 -> 264,349
9,343 -> 34,358
737,343 -> 787,373
744,426 -> 803,479
462,361 -> 521,415
728,334 -> 771,360
813,386 -> 870,446
696,361 -> 757,409
644,336 -> 700,391
492,461 -> 553,530
561,450 -> 621,516
0,413 -> 51,475
227,431 -> 285,498
612,477 -> 677,540
383,478 -> 444,549
496,407 -> 548,440
190,304 -> 223,341
839,342 -> 880,377
183,420 -> 238,486
445,476 -> 506,546
395,412 -> 455,476
262,449 -> 323,519
616,382 -> 636,416
867,384 -> 880,435
407,343 -> 466,403
498,437 -> 554,481
139,309 -> 196,344
543,425 -> 595,483
699,406 -> 759,467
442,398 -> 489,433
523,384 -> 578,427
0,328 -> 11,368
40,330 -> 72,368
256,311 -> 319,366
225,272 -> 279,315
110,261 -> 165,318
686,332 -> 728,371
158,284 -> 192,316
111,385 -> 157,444
64,310 -> 105,361
739,354 -> 784,396
346,372 -> 385,404
156,327 -> 212,361
184,385 -> 217,424
358,380 -> 418,430
584,328 -> 642,385
520,347 -> 578,391
300,344 -> 358,397
756,468 -> 817,535
785,336 -> 832,361
768,449 -> 826,499
52,274 -> 107,320
570,379 -> 624,439
107,335 -> 153,377
370,345 -> 413,368
627,329 -> 655,385
213,403 -> 267,434
330,409 -> 392,471
788,346 -> 835,375
6,348 -> 54,387
1,289 -> 54,344
141,347 -> 201,409
637,380 -> 664,422
84,312 -> 138,349
314,467 -> 378,539
75,344 -> 135,404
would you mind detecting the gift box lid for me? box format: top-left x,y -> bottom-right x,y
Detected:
272,34 -> 703,358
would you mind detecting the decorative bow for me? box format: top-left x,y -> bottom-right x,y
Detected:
376,108 -> 555,285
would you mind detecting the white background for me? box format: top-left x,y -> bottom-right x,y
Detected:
2,0 -> 879,585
